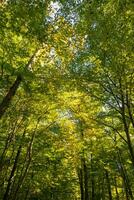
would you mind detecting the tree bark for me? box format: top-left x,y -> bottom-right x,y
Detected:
114,177 -> 120,200
83,159 -> 89,200
78,167 -> 85,200
91,154 -> 95,200
0,48 -> 40,119
119,80 -> 134,167
3,131 -> 25,200
105,170 -> 112,200
117,150 -> 133,200
0,75 -> 22,119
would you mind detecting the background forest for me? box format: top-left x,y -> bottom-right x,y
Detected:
0,0 -> 134,199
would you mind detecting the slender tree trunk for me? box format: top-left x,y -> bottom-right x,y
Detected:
119,80 -> 134,167
91,154 -> 95,200
114,177 -> 119,200
78,121 -> 86,200
11,156 -> 30,199
114,177 -> 120,200
0,116 -> 23,171
122,113 -> 134,167
78,167 -> 85,200
3,131 -> 25,200
11,120 -> 39,200
3,146 -> 21,200
105,170 -> 112,200
12,142 -> 32,200
117,150 -> 133,200
126,90 -> 134,128
83,159 -> 89,200
101,173 -> 105,200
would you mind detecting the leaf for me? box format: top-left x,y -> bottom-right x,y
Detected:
4,63 -> 15,74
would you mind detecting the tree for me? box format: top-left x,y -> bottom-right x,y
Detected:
0,0 -> 133,199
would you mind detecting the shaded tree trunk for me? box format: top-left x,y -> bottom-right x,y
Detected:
114,177 -> 119,200
91,154 -> 95,200
105,170 -> 112,200
83,159 -> 89,200
119,79 -> 134,167
3,131 -> 25,200
0,75 -> 22,119
0,48 -> 39,119
117,150 -> 133,200
78,167 -> 85,200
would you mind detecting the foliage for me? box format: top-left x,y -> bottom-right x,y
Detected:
0,0 -> 133,200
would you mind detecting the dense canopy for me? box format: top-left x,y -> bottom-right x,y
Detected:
0,0 -> 134,200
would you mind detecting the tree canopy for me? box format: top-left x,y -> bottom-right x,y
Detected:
0,0 -> 134,200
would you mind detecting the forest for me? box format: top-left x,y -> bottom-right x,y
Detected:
0,0 -> 134,199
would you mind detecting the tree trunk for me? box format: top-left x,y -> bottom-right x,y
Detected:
83,159 -> 89,200
78,167 -> 85,200
91,154 -> 95,200
119,80 -> 134,167
3,131 -> 25,200
0,48 -> 39,119
117,150 -> 133,200
0,75 -> 22,119
114,177 -> 119,200
12,141 -> 33,200
105,170 -> 112,200
126,90 -> 134,128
